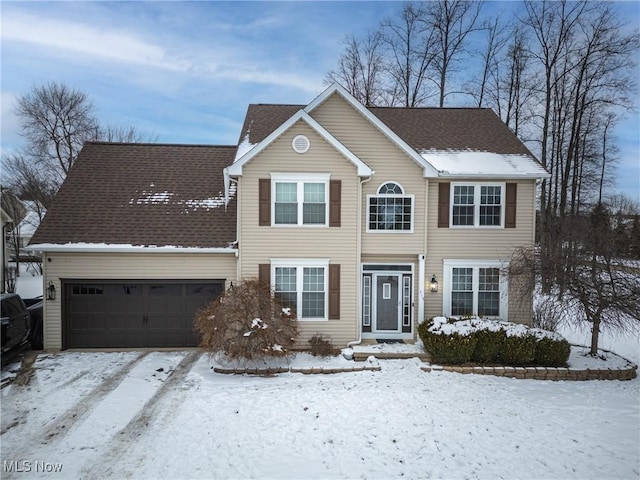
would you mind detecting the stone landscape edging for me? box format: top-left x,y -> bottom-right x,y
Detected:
214,363 -> 636,380
213,364 -> 381,375
421,363 -> 638,380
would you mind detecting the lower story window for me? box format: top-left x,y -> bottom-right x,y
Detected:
274,263 -> 327,320
478,267 -> 500,316
444,261 -> 507,318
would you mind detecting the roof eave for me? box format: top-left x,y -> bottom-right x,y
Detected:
437,172 -> 551,180
26,244 -> 238,254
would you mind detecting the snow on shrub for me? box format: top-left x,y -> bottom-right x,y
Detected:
194,279 -> 299,361
418,316 -> 570,366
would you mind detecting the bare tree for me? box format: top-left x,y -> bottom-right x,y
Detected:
99,125 -> 158,143
509,206 -> 640,356
426,0 -> 484,107
522,0 -> 586,203
0,188 -> 26,275
606,193 -> 640,216
16,82 -> 99,181
467,17 -> 506,108
381,2 -> 436,107
325,31 -> 388,107
567,203 -> 640,354
523,1 -> 639,292
4,154 -> 58,209
5,81 -> 157,209
501,26 -> 536,136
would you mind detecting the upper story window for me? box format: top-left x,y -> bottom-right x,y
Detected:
272,174 -> 330,227
451,183 -> 504,227
368,182 -> 413,232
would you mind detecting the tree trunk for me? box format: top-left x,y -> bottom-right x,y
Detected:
590,314 -> 601,355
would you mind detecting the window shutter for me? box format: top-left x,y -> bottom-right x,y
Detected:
505,183 -> 517,228
438,182 -> 450,228
328,264 -> 340,320
258,263 -> 270,287
259,179 -> 271,226
329,180 -> 341,227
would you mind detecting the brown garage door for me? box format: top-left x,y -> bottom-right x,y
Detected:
64,281 -> 224,348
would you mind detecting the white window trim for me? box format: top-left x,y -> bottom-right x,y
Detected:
450,182 -> 506,228
366,181 -> 414,234
442,259 -> 508,319
271,173 -> 331,227
270,258 -> 330,321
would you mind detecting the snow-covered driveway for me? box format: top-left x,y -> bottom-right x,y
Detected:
1,351 -> 638,479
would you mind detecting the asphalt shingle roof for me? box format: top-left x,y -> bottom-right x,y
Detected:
30,143 -> 237,249
34,101 -> 538,248
237,104 -> 534,156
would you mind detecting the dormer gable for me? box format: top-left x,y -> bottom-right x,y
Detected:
226,109 -> 373,178
304,83 -> 438,178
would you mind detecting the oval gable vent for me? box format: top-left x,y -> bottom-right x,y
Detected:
292,135 -> 310,154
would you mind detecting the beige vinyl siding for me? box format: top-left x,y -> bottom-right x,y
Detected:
238,121 -> 360,346
42,252 -> 237,350
311,93 -> 428,256
425,179 -> 537,324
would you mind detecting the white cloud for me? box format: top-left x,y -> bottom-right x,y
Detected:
2,12 -> 187,72
1,10 -> 321,94
0,92 -> 21,154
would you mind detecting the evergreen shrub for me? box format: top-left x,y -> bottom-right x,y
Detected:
419,316 -> 570,366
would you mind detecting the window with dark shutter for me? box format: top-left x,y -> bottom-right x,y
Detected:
259,179 -> 271,226
505,183 -> 517,228
328,264 -> 340,319
438,182 -> 450,228
329,180 -> 341,227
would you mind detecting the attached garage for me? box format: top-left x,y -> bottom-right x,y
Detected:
65,280 -> 224,348
27,143 -> 239,350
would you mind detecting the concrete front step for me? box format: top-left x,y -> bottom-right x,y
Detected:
353,351 -> 431,362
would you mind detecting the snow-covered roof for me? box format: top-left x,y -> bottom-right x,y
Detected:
234,133 -> 256,162
30,143 -> 238,249
420,150 -> 550,179
236,86 -> 547,181
304,83 -> 438,178
129,183 -> 236,211
15,210 -> 42,236
1,206 -> 13,224
26,243 -> 237,254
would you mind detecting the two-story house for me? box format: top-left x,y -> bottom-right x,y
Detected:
29,84 -> 548,350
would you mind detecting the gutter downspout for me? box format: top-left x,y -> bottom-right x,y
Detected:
229,177 -> 240,287
418,254 -> 425,326
347,174 -> 373,349
419,178 -> 429,328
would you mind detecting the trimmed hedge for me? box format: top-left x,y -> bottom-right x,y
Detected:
535,336 -> 571,367
422,331 -> 477,364
499,334 -> 537,365
419,317 -> 570,367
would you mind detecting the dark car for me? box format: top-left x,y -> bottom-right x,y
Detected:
1,293 -> 31,353
25,298 -> 43,350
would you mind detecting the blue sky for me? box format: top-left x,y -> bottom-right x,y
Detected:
1,1 -> 638,200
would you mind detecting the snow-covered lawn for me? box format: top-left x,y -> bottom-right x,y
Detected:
3,269 -> 638,479
1,349 -> 638,479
